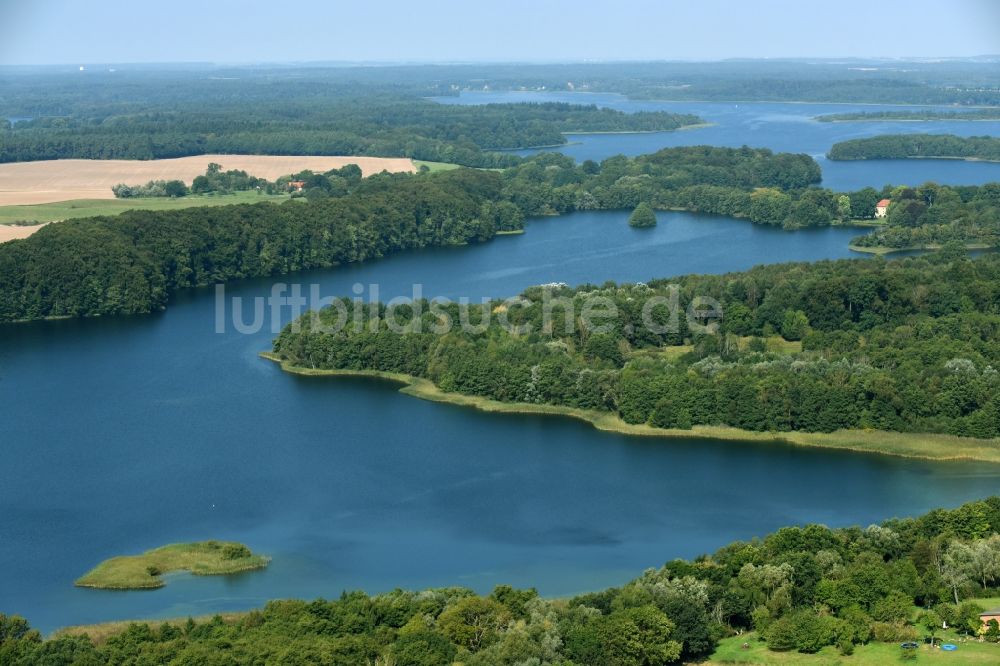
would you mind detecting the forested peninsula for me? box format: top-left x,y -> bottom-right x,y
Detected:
4,146 -> 1000,322
818,109 -> 1000,122
272,251 -> 1000,448
8,498 -> 1000,663
828,134 -> 1000,162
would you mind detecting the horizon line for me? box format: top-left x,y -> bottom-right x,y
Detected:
3,55 -> 1000,69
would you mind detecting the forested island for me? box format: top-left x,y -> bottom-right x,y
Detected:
828,134 -> 1000,162
271,251 -> 1000,451
4,145 -> 1000,322
818,109 -> 1000,122
7,498 -> 1000,663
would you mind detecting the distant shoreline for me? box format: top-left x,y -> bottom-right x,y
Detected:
434,91 -> 1000,110
830,155 -> 1000,164
818,117 -> 1000,123
848,242 -> 995,255
262,353 -> 1000,464
562,122 -> 715,135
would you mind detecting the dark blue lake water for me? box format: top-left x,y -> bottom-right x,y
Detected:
4,211 -> 1000,634
432,92 -> 1000,190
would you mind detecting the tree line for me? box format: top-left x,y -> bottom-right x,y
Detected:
112,163 -> 365,199
6,497 -> 1000,664
274,251 -> 1000,440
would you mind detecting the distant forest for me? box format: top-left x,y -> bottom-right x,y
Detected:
0,100 -> 700,167
4,60 -> 1000,167
828,134 -> 1000,162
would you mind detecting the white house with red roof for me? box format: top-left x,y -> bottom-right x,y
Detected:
875,198 -> 891,218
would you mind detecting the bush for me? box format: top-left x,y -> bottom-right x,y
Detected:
163,180 -> 189,197
763,616 -> 797,651
628,202 -> 658,228
871,621 -> 918,643
871,591 -> 914,622
221,544 -> 252,560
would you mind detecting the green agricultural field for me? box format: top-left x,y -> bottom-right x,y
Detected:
710,632 -> 1000,664
75,541 -> 269,590
0,191 -> 291,225
412,159 -> 463,172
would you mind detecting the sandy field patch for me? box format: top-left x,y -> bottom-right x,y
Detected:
0,223 -> 47,243
0,155 -> 416,206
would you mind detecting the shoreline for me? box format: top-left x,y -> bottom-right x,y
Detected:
829,155 -> 1000,164
818,117 -> 1000,123
561,122 -> 715,135
849,241 -> 995,255
437,91 -> 1000,110
74,541 -> 270,590
261,353 -> 1000,464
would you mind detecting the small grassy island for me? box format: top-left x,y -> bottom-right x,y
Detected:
75,541 -> 269,590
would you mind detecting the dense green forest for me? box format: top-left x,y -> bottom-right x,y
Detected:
7,498 -> 1000,664
4,145 -> 1000,322
0,168 -> 522,321
828,134 -> 1000,162
274,251 -> 1000,440
498,147 -> 823,220
818,109 -> 1000,122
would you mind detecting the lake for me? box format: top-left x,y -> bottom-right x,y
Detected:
432,92 -> 1000,190
4,210 -> 1000,633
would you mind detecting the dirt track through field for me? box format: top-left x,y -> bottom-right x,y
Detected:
0,155 -> 416,206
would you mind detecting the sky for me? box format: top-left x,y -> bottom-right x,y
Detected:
1,0 -> 999,66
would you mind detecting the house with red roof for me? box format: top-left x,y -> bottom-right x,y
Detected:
875,199 -> 891,219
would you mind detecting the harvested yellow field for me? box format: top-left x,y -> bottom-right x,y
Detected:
0,223 -> 46,243
0,155 -> 416,206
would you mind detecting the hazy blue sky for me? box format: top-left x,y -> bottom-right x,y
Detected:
2,0 -> 998,65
